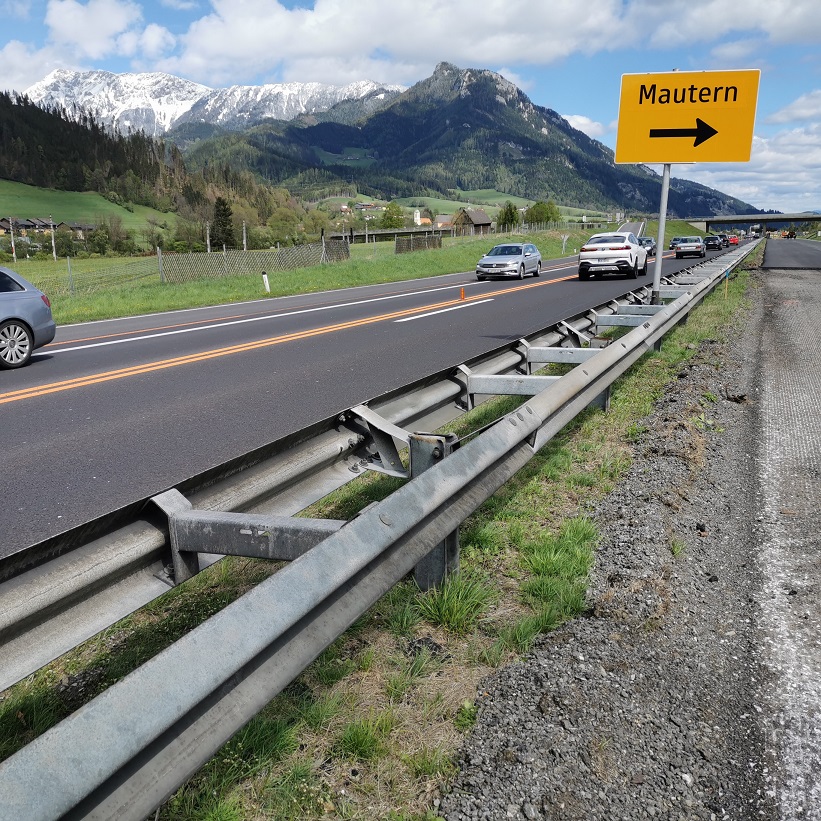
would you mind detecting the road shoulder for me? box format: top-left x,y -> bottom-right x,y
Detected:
441,269 -> 779,820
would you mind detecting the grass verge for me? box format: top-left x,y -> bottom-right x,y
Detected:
21,219 -> 704,325
0,245 -> 761,819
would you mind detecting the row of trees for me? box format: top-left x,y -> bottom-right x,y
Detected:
497,199 -> 564,231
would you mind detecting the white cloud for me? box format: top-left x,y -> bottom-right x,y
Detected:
635,0 -> 821,48
0,41 -> 70,92
45,0 -> 142,60
495,67 -> 531,93
672,127 -> 821,212
157,0 -> 631,87
767,90 -> 821,123
138,24 -> 176,60
562,115 -> 608,139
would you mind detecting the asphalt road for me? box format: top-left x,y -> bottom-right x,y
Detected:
762,236 -> 821,268
0,245 -> 743,560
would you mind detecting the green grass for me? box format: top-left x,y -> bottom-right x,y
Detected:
394,190 -> 611,219
311,146 -> 376,167
17,226 -> 595,325
453,700 -> 478,732
416,574 -> 495,635
0,178 -> 178,233
333,711 -> 395,761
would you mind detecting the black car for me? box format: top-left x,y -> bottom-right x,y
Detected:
704,235 -> 723,251
717,234 -> 730,247
638,236 -> 657,256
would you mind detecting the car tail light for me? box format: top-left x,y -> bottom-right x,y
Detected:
41,294 -> 51,308
609,245 -> 631,251
580,246 -> 594,252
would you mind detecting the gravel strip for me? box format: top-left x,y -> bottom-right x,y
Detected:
439,271 -> 782,821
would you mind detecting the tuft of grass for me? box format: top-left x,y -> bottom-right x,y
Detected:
310,645 -> 358,687
670,537 -> 687,558
297,691 -> 345,732
333,711 -> 394,761
386,649 -> 438,702
453,700 -> 478,732
417,574 -> 495,635
261,760 -> 328,819
493,611 -> 556,655
402,745 -> 457,780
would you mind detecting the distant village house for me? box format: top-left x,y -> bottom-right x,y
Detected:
451,208 -> 493,236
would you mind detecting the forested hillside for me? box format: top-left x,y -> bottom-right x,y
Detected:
0,92 -> 309,249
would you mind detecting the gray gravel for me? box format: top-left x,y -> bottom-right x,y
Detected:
439,271 -> 784,821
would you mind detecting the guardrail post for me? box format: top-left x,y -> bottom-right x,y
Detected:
409,433 -> 460,590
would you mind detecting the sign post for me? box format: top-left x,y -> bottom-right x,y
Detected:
615,69 -> 760,302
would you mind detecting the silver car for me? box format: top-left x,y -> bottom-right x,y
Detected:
476,243 -> 542,280
674,237 -> 706,259
0,266 -> 56,368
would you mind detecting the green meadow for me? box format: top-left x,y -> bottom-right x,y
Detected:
0,179 -> 177,232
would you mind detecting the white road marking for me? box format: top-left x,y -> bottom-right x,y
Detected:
393,299 -> 494,322
49,283 -> 482,354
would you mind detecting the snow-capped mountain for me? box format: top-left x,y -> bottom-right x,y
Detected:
24,70 -> 210,135
24,69 -> 404,135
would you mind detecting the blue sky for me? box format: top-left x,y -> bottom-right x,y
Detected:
3,0 -> 821,213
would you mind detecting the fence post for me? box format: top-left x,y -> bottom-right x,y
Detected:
67,256 -> 74,294
157,246 -> 165,284
410,432 -> 460,590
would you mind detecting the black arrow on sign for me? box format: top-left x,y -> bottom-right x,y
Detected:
649,118 -> 718,147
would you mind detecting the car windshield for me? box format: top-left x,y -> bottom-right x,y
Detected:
588,235 -> 625,244
487,245 -> 522,256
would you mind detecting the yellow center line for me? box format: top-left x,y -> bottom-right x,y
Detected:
1,273 -> 577,405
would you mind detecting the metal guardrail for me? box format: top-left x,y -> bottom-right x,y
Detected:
0,284 -> 645,692
0,242 -> 760,821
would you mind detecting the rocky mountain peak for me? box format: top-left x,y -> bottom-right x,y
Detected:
24,70 -> 404,136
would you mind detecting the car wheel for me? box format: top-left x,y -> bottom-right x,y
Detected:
578,268 -> 589,280
641,256 -> 648,275
518,264 -> 525,280
477,275 -> 485,281
0,319 -> 34,369
534,261 -> 541,277
628,261 -> 638,279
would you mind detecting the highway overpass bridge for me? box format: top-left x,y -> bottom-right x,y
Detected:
687,212 -> 821,233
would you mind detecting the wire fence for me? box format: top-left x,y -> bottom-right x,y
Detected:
395,235 -> 442,254
20,241 -> 351,296
160,241 -> 350,284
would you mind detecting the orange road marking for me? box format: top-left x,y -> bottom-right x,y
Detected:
2,273 -> 577,405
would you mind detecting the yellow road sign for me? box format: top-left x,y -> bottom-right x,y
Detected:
615,69 -> 760,164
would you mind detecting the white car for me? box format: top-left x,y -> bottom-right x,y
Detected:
578,232 -> 648,280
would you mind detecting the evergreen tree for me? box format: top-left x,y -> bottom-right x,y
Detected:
497,201 -> 520,231
212,197 -> 236,248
